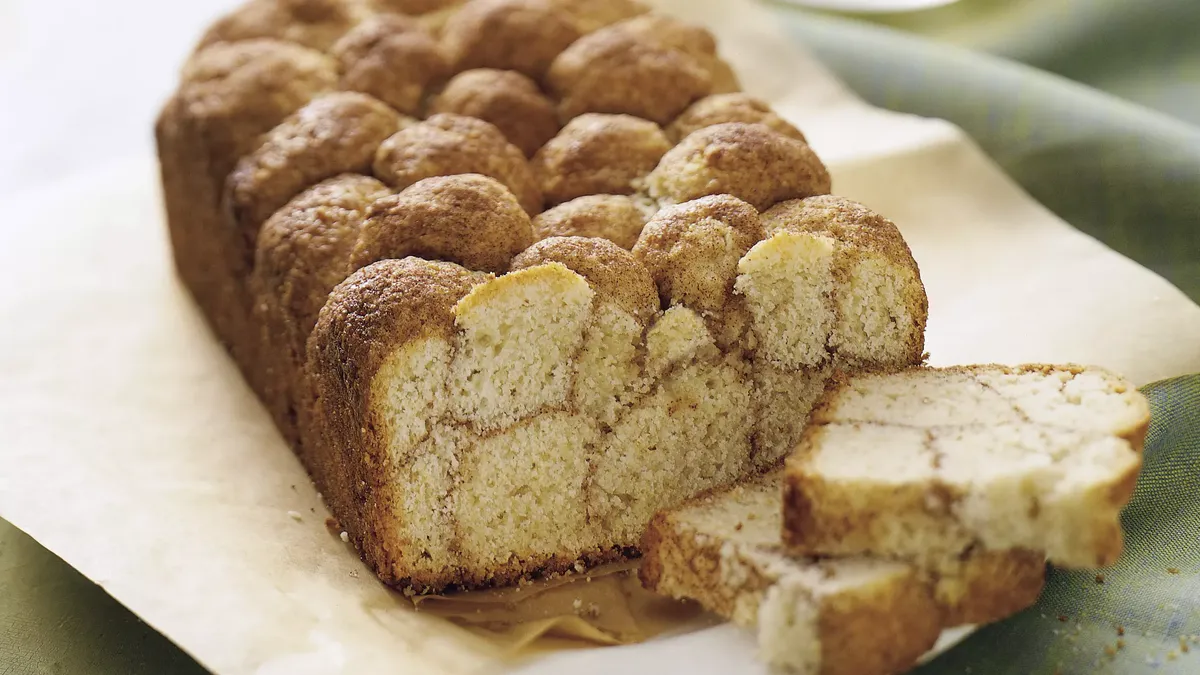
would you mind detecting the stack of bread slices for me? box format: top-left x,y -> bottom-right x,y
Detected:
158,1 -> 1150,671
642,364 -> 1149,673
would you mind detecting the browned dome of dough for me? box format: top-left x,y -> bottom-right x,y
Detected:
632,194 -> 764,315
532,194 -> 650,250
309,257 -> 488,415
226,92 -> 404,258
531,113 -> 671,206
372,113 -> 542,214
762,195 -> 921,273
197,0 -> 371,52
440,0 -> 582,80
351,174 -> 535,274
544,0 -> 648,33
428,69 -> 560,157
366,0 -> 463,14
511,236 -> 659,323
546,28 -> 712,125
250,174 -> 390,448
668,93 -> 805,143
646,122 -> 831,212
600,15 -> 739,94
255,174 -> 391,345
174,40 -> 338,188
331,14 -> 451,115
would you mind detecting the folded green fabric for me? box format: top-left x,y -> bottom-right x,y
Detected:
771,8 -> 1200,305
917,374 -> 1200,674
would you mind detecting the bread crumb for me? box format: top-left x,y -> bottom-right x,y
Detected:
1117,625 -> 1125,636
349,569 -> 359,578
1058,615 -> 1069,622
1168,650 -> 1178,660
734,522 -> 743,531
340,531 -> 350,543
1168,567 -> 1181,575
1095,573 -> 1105,584
288,510 -> 303,522
572,598 -> 583,611
1104,645 -> 1116,658
1180,637 -> 1189,653
324,516 -> 341,534
1117,639 -> 1125,649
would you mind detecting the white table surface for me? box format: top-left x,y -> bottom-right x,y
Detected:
0,1 -> 247,203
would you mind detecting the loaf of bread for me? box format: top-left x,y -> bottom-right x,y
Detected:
641,470 -> 1047,674
784,365 -> 1150,569
157,0 -> 930,592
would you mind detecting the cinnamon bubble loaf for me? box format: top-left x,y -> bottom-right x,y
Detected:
157,0 -> 928,592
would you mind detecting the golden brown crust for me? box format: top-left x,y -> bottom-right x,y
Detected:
331,14 -> 451,115
250,174 -> 390,446
158,39 -> 336,396
372,113 -> 543,214
351,174 -> 534,274
440,0 -> 582,80
543,0 -> 649,33
366,0 -> 463,14
196,0 -> 371,52
632,195 -> 764,316
647,122 -> 831,212
668,93 -> 806,144
428,69 -> 560,157
816,568 -> 943,675
531,113 -> 671,206
510,236 -> 660,324
226,92 -> 403,261
546,27 -> 712,125
178,40 -> 339,192
532,194 -> 651,250
932,549 -> 1046,627
306,258 -> 487,590
762,196 -> 917,273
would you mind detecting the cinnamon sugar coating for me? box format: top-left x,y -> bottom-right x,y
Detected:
532,195 -> 650,250
646,122 -> 831,211
632,195 -> 764,316
546,28 -> 712,125
428,69 -> 560,157
226,92 -> 404,257
543,0 -> 648,33
251,175 -> 390,444
762,195 -> 921,273
510,236 -> 660,323
255,174 -> 390,343
372,113 -> 542,214
440,0 -> 582,80
351,174 -> 535,274
197,0 -> 371,52
668,93 -> 805,144
366,0 -> 463,14
331,14 -> 451,115
585,15 -> 741,96
531,113 -> 671,206
176,40 -> 338,188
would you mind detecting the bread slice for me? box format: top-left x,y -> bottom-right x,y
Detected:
641,471 -> 1046,674
783,365 -> 1150,570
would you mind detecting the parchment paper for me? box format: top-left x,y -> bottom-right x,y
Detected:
2,0 -> 1199,673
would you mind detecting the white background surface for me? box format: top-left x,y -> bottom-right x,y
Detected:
0,1 -> 243,201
